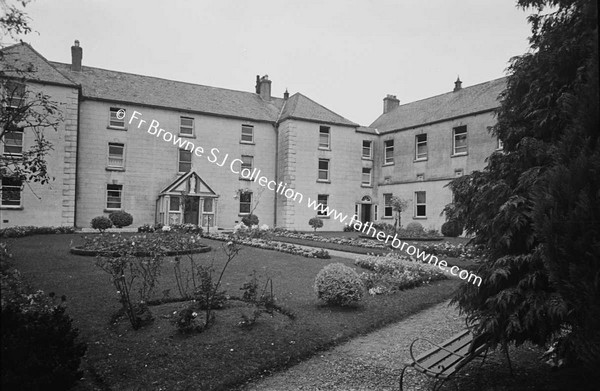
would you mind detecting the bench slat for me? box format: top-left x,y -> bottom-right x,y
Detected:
408,330 -> 472,364
404,329 -> 489,380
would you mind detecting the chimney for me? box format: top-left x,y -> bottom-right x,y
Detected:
383,94 -> 400,114
71,40 -> 82,71
454,76 -> 462,92
283,89 -> 289,100
257,74 -> 271,101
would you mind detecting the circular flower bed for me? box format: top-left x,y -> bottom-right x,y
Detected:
70,232 -> 211,256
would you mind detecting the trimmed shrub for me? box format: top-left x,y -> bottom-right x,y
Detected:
405,222 -> 424,232
309,217 -> 323,232
241,214 -> 259,227
441,220 -> 462,237
109,210 -> 134,228
91,216 -> 112,232
314,263 -> 364,306
343,224 -> 354,232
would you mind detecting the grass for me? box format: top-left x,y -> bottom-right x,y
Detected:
4,234 -> 460,391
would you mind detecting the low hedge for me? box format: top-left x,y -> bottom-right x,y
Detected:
0,226 -> 75,238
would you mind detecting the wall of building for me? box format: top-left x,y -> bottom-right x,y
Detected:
75,100 -> 277,229
375,111 -> 499,230
276,119 -> 378,230
1,82 -> 78,228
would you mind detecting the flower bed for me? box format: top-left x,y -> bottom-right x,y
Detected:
273,230 -> 389,250
202,232 -> 330,259
70,232 -> 211,256
355,253 -> 447,295
0,225 -> 76,238
418,242 -> 483,260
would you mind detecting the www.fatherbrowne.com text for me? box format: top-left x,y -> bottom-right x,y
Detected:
124,109 -> 482,286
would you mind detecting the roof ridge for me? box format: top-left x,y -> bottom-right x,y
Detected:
50,61 -> 283,100
393,76 -> 507,110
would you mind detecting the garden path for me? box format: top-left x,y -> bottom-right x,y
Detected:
239,299 -> 465,390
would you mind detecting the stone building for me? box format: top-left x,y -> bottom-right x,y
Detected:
1,41 -> 505,231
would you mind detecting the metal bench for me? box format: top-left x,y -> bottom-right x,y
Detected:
400,328 -> 491,390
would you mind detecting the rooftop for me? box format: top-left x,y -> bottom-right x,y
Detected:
370,77 -> 507,132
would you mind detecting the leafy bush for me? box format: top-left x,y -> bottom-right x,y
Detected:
0,225 -> 75,238
343,224 -> 354,232
309,217 -> 323,232
109,210 -> 133,228
91,216 -> 112,232
1,245 -> 86,390
405,222 -> 424,232
441,220 -> 462,237
314,263 -> 364,306
241,214 -> 259,227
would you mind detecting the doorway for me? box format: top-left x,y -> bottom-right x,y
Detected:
361,203 -> 372,223
183,197 -> 199,225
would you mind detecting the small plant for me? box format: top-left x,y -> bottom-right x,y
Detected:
95,235 -> 164,329
343,224 -> 354,232
314,263 -> 364,306
309,217 -> 324,232
241,214 -> 259,227
91,216 -> 112,232
441,220 -> 463,237
238,272 -> 276,329
108,210 -> 133,228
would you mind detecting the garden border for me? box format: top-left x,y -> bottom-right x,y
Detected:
70,244 -> 212,257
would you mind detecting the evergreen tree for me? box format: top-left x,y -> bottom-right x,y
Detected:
445,0 -> 599,367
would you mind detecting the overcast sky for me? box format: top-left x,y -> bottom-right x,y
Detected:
12,0 -> 533,126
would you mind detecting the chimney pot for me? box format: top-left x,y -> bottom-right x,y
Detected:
283,89 -> 289,100
71,40 -> 82,71
383,94 -> 400,114
257,74 -> 272,101
454,76 -> 462,92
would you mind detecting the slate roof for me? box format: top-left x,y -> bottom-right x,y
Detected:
0,43 -> 77,87
32,46 -> 358,126
370,77 -> 507,133
279,93 -> 358,127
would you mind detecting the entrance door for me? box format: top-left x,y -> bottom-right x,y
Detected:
183,197 -> 199,225
361,203 -> 371,223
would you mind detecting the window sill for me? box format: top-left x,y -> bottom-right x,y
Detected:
238,213 -> 250,216
361,184 -> 373,188
106,167 -> 125,172
414,158 -> 428,162
362,156 -> 373,160
239,177 -> 252,181
316,180 -> 331,184
413,216 -> 427,220
178,133 -> 195,138
318,147 -> 331,151
107,126 -> 127,131
104,208 -> 122,212
382,162 -> 394,166
382,216 -> 393,219
240,141 -> 255,145
316,215 -> 330,219
0,206 -> 23,210
451,153 -> 468,158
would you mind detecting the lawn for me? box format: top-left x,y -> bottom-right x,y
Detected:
4,234 -> 459,391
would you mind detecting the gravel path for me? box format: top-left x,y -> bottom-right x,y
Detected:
240,300 -> 465,391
